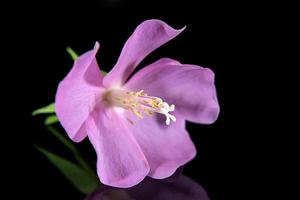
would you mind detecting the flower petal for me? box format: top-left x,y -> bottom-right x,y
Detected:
124,58 -> 220,124
103,19 -> 185,88
55,42 -> 104,142
123,112 -> 196,179
85,106 -> 150,188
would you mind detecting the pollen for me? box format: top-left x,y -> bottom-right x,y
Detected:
104,89 -> 176,125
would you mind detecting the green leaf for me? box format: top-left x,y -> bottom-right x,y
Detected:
46,126 -> 77,155
35,145 -> 99,194
46,126 -> 96,177
32,103 -> 55,116
44,115 -> 59,125
101,70 -> 107,76
66,47 -> 78,61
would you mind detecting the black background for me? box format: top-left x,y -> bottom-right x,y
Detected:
2,0 -> 281,199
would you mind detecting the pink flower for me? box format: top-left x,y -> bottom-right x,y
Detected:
55,19 -> 219,188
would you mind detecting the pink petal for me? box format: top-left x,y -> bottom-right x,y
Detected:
123,112 -> 196,179
55,42 -> 104,142
86,106 -> 150,188
103,19 -> 185,88
124,58 -> 220,124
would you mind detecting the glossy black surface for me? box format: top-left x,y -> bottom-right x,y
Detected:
85,174 -> 210,200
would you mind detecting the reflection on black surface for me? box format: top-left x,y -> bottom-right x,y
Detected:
85,175 -> 210,200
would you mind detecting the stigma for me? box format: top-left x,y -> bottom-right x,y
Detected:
104,89 -> 176,125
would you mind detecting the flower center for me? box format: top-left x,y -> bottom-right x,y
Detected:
104,89 -> 176,125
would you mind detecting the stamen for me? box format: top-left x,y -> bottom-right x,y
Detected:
104,89 -> 176,125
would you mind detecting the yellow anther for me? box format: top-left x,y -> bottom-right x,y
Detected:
151,98 -> 163,108
132,109 -> 143,119
144,109 -> 154,116
104,88 -> 176,125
